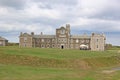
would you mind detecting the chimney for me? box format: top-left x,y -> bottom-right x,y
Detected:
20,32 -> 23,35
66,24 -> 70,33
31,32 -> 34,35
41,32 -> 43,35
92,33 -> 95,36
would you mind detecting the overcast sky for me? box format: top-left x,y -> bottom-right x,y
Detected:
0,0 -> 120,46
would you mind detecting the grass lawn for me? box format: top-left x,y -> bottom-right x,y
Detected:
0,46 -> 120,80
0,46 -> 120,59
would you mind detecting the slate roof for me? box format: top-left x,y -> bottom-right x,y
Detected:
0,36 -> 8,41
33,35 -> 56,38
33,34 -> 90,39
70,35 -> 91,39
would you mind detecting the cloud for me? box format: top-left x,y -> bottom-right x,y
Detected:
0,22 -> 55,34
0,0 -> 26,9
0,0 -> 120,45
78,0 -> 120,20
24,2 -> 61,19
67,17 -> 120,33
32,0 -> 77,6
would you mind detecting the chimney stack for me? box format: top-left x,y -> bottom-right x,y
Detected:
31,32 -> 34,35
66,24 -> 70,34
20,32 -> 23,35
41,32 -> 43,35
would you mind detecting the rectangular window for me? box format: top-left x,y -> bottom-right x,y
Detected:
24,43 -> 26,47
41,39 -> 44,42
97,39 -> 98,42
52,39 -> 55,42
97,45 -> 98,48
24,37 -> 27,42
0,41 -> 2,44
41,45 -> 44,48
48,39 -> 50,43
52,45 -> 54,48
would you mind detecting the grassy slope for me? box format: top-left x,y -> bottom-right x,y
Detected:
0,46 -> 120,80
1,46 -> 120,59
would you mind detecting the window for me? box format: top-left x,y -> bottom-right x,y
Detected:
0,41 -> 2,44
48,39 -> 50,43
41,39 -> 44,42
97,45 -> 98,48
24,37 -> 27,42
41,45 -> 44,48
71,39 -> 73,43
61,29 -> 65,34
52,39 -> 55,42
97,39 -> 98,42
52,45 -> 54,48
76,39 -> 79,43
24,43 -> 26,47
64,39 -> 67,43
58,39 -> 60,42
47,45 -> 50,48
81,40 -> 84,43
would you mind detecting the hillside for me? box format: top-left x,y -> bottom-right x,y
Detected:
0,46 -> 120,80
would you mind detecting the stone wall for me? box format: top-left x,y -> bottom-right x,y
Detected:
19,25 -> 106,51
90,33 -> 106,51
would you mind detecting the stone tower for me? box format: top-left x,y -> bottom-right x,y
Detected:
90,33 -> 106,51
66,24 -> 70,35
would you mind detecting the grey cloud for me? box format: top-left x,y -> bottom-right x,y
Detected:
32,0 -> 77,5
0,0 -> 120,45
30,0 -> 78,10
89,8 -> 120,21
0,0 -> 26,9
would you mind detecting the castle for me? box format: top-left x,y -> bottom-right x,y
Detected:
19,24 -> 106,51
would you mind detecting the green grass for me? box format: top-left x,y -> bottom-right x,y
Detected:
0,46 -> 120,60
0,64 -> 101,80
0,64 -> 120,80
0,46 -> 120,80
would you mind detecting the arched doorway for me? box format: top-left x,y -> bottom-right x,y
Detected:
61,45 -> 64,49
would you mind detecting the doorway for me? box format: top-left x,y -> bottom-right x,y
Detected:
61,45 -> 64,49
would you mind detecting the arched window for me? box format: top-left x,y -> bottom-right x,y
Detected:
61,29 -> 65,34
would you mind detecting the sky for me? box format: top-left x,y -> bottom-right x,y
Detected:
0,0 -> 120,46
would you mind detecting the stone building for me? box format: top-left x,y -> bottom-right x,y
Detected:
19,24 -> 106,51
0,36 -> 8,46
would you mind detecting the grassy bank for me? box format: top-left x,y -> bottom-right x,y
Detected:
0,46 -> 120,80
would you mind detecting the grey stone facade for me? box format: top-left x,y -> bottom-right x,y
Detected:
0,36 -> 8,46
19,24 -> 106,51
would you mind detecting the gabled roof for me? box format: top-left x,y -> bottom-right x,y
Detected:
0,36 -> 8,41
